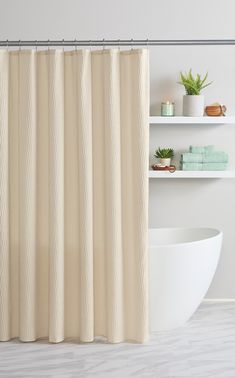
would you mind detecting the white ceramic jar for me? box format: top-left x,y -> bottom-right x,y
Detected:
160,158 -> 171,166
183,95 -> 204,116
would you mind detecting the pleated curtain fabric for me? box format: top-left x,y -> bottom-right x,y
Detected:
0,48 -> 149,343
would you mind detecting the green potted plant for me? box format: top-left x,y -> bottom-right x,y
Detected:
154,147 -> 174,166
178,69 -> 212,116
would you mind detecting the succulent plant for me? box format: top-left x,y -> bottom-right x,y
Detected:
178,69 -> 212,95
154,147 -> 174,159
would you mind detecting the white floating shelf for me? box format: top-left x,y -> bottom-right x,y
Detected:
149,170 -> 235,179
149,116 -> 235,124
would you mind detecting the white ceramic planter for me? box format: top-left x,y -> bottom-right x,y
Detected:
160,158 -> 171,166
183,95 -> 204,117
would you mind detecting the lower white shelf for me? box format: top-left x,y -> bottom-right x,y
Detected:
149,170 -> 235,178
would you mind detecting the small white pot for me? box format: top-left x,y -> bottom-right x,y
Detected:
183,95 -> 204,117
160,158 -> 171,166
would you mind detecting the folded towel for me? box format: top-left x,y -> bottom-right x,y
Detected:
202,163 -> 228,171
181,163 -> 202,171
189,145 -> 214,154
181,151 -> 228,163
202,152 -> 228,163
181,153 -> 203,163
181,162 -> 228,171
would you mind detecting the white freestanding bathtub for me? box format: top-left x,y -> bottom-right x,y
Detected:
149,227 -> 222,332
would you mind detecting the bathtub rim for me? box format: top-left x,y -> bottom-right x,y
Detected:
149,227 -> 223,249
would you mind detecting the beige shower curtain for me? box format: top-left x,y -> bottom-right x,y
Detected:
0,48 -> 149,343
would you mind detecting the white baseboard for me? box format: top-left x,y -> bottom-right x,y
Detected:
203,298 -> 235,303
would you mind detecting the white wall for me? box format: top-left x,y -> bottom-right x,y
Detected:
1,0 -> 235,298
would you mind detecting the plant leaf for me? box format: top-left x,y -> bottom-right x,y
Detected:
201,81 -> 213,90
178,69 -> 212,95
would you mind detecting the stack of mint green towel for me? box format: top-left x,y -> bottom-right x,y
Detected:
181,145 -> 228,171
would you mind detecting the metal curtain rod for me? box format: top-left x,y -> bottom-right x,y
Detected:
1,39 -> 235,47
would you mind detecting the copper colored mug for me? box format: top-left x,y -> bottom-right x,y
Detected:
205,104 -> 227,116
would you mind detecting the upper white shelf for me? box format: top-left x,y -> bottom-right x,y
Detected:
149,116 -> 235,124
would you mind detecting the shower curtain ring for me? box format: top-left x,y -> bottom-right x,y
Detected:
19,40 -> 21,51
102,38 -> 105,50
74,38 -> 77,51
6,39 -> 9,51
47,39 -> 50,51
118,39 -> 120,51
62,38 -> 65,52
35,40 -> 38,51
131,38 -> 134,50
146,38 -> 149,48
89,40 -> 92,50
